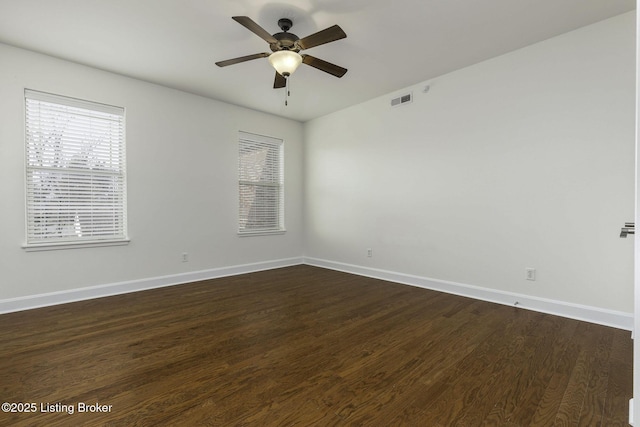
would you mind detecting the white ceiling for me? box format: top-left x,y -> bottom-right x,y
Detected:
0,0 -> 635,122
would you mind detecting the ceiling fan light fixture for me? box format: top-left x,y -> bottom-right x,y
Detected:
268,50 -> 302,76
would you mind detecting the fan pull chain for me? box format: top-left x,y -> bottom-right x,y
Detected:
282,76 -> 287,106
285,76 -> 291,106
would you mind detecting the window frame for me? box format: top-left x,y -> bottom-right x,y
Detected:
23,89 -> 129,251
237,131 -> 285,236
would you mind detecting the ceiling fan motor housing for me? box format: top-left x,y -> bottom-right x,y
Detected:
271,32 -> 300,51
271,19 -> 299,52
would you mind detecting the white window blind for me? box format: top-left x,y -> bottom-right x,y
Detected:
24,89 -> 127,248
238,131 -> 284,234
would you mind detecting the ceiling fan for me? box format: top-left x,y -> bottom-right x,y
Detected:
215,16 -> 348,89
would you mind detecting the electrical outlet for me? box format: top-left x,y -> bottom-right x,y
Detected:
525,268 -> 536,281
367,248 -> 372,257
182,252 -> 189,263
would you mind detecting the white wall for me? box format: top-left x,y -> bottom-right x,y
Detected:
0,43 -> 304,301
0,12 -> 635,323
304,12 -> 636,314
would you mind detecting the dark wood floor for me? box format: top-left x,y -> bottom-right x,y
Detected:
0,265 -> 632,426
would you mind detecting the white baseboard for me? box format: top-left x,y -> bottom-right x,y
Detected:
1,256 -> 633,331
0,257 -> 304,315
304,257 -> 633,331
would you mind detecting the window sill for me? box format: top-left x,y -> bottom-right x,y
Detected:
23,239 -> 131,252
237,230 -> 286,237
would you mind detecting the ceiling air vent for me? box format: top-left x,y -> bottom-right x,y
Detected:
391,92 -> 412,107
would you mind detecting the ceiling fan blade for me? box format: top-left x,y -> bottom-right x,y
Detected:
273,72 -> 286,89
302,55 -> 347,78
297,25 -> 346,50
232,16 -> 278,44
215,52 -> 270,67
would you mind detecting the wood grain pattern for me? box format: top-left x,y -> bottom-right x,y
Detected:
0,265 -> 632,426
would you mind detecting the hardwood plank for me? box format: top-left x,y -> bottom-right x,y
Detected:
459,314 -> 572,425
484,316 -> 579,425
0,265 -> 632,426
414,309 -> 540,424
344,303 -> 507,425
602,328 -> 634,427
576,324 -> 613,426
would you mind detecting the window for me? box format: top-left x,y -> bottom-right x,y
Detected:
238,131 -> 284,235
24,89 -> 127,249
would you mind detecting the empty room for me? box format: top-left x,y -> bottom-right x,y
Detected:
0,0 -> 637,425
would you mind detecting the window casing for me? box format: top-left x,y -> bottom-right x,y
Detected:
24,89 -> 128,249
238,131 -> 284,235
